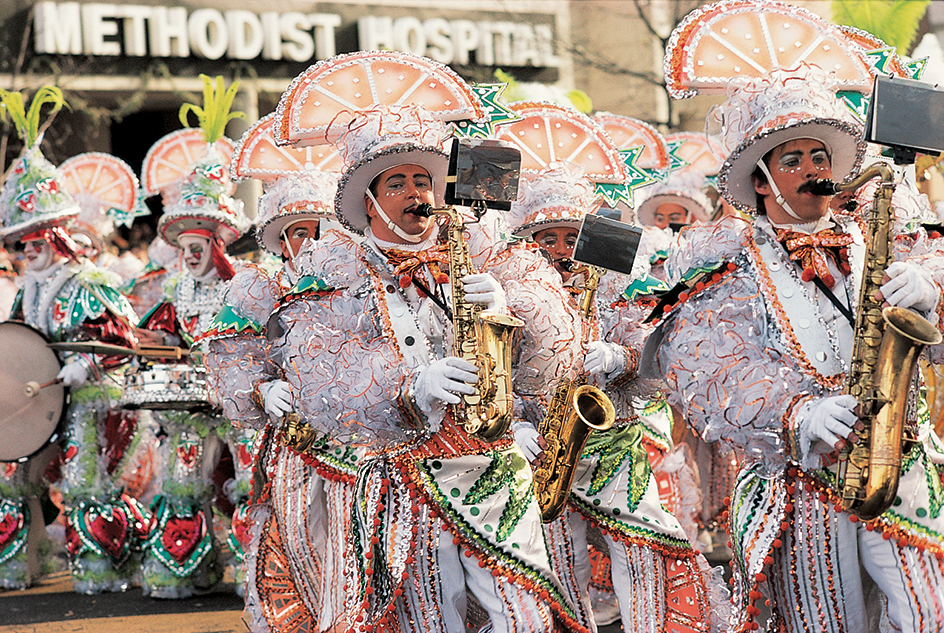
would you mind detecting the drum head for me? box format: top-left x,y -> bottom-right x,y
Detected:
0,321 -> 65,461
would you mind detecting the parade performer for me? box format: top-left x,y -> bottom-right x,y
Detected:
271,95 -> 588,631
636,171 -> 713,232
117,116 -> 240,513
134,76 -> 249,598
125,125 -> 236,317
203,112 -> 347,627
635,168 -> 737,554
647,62 -> 944,632
58,150 -> 155,505
586,113 -> 708,558
505,157 -> 726,632
0,87 -> 146,593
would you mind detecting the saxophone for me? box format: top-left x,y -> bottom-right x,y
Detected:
532,265 -> 616,522
815,163 -> 942,521
418,202 -> 523,440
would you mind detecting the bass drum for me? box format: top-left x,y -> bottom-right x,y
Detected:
0,321 -> 66,462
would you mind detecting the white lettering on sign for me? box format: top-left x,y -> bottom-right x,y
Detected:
357,15 -> 560,67
32,2 -> 559,68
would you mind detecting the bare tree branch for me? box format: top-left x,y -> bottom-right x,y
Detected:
569,43 -> 662,85
632,0 -> 668,43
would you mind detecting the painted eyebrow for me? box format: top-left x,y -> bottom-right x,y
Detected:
384,172 -> 431,183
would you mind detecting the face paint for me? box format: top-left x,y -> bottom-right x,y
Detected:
533,226 -> 579,280
775,147 -> 831,174
178,234 -> 214,277
23,239 -> 54,272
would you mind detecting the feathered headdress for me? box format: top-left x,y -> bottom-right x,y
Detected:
0,86 -> 81,243
158,75 -> 248,251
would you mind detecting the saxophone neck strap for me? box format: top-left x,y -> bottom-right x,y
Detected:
811,275 -> 855,329
410,274 -> 453,321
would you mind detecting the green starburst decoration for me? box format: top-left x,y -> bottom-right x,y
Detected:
905,57 -> 928,80
837,91 -> 870,123
453,83 -> 521,139
665,139 -> 691,173
623,274 -> 670,301
864,47 -> 897,74
595,146 -> 659,208
643,166 -> 667,185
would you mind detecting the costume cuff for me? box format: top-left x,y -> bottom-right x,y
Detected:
606,345 -> 640,389
931,281 -> 944,327
783,393 -> 814,466
397,373 -> 428,431
250,378 -> 269,412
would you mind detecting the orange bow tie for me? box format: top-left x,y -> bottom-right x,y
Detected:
383,246 -> 451,290
774,226 -> 853,288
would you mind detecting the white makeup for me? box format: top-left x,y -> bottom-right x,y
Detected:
178,234 -> 214,277
23,239 -> 54,272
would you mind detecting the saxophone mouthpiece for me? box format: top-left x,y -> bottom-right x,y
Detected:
557,258 -> 577,272
413,203 -> 434,217
808,179 -> 838,196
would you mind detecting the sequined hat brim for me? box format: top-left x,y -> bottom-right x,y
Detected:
512,218 -> 583,239
257,209 -> 333,255
159,213 -> 243,248
0,207 -> 80,244
636,193 -> 710,225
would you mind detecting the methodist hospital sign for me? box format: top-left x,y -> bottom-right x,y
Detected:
32,2 -> 562,68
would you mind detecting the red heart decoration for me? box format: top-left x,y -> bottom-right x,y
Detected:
236,443 -> 253,470
85,507 -> 130,562
177,444 -> 199,469
230,505 -> 252,549
0,511 -> 23,551
161,513 -> 206,565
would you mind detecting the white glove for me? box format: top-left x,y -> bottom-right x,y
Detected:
798,394 -> 859,469
512,421 -> 544,462
584,341 -> 627,377
413,357 -> 479,430
881,261 -> 939,313
462,273 -> 507,311
257,380 -> 293,420
57,361 -> 89,388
